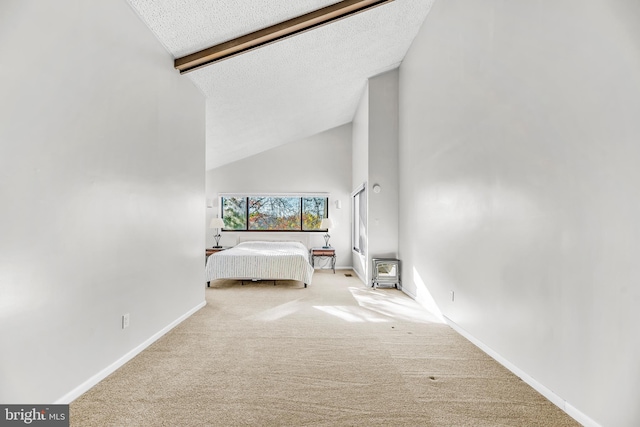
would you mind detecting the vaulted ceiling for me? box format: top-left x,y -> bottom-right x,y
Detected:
127,0 -> 434,170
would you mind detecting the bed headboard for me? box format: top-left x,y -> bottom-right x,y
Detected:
236,232 -> 310,248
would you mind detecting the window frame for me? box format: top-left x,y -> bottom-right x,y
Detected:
219,194 -> 330,232
352,183 -> 367,254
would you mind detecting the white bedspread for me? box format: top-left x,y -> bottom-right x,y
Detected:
205,241 -> 314,286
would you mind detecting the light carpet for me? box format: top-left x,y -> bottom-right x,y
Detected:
71,271 -> 580,426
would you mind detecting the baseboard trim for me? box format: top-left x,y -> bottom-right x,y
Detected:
444,316 -> 600,427
565,402 -> 602,427
314,266 -> 353,272
351,267 -> 365,284
55,300 -> 207,404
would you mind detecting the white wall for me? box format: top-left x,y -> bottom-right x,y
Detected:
368,70 -> 399,262
0,0 -> 205,403
205,124 -> 352,268
399,1 -> 640,426
352,70 -> 400,285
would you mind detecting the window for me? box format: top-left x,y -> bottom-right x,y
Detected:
352,184 -> 367,254
221,195 -> 328,231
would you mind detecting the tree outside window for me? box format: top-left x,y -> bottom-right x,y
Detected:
221,195 -> 328,231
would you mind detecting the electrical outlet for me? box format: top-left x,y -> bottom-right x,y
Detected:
122,313 -> 130,329
450,291 -> 455,302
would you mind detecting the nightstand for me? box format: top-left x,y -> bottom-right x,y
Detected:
206,247 -> 228,259
310,247 -> 336,273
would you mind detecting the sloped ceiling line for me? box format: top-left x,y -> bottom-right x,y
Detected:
127,0 -> 434,169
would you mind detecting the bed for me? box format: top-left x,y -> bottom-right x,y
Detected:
205,240 -> 314,287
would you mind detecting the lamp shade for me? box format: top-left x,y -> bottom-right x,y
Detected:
320,218 -> 333,229
209,218 -> 224,229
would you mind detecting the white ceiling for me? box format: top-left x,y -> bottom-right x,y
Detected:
127,0 -> 434,170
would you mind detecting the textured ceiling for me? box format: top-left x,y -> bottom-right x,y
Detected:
128,0 -> 434,169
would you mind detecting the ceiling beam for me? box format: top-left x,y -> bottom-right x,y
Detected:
174,0 -> 394,74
